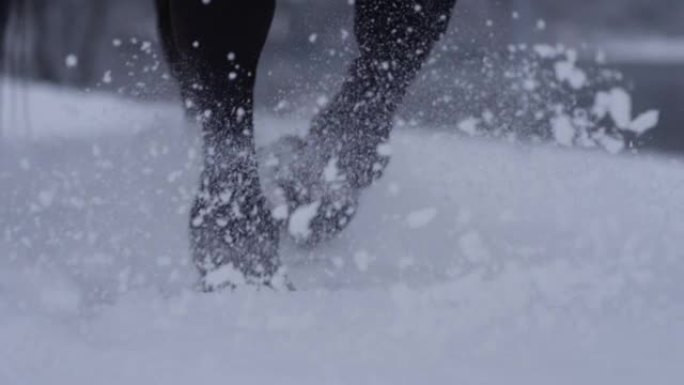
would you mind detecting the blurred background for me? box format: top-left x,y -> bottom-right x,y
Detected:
1,0 -> 683,153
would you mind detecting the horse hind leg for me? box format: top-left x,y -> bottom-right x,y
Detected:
317,0 -> 458,189
269,0 -> 458,247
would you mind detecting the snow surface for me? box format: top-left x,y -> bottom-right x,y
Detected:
1,84 -> 684,384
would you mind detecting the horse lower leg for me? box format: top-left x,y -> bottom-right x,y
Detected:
158,0 -> 281,288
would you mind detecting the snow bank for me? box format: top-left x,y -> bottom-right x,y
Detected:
1,85 -> 683,384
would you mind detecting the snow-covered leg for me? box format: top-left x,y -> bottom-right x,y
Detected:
315,0 -> 458,189
158,0 -> 285,290
266,0 -> 457,246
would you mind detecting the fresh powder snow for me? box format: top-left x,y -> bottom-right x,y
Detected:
1,84 -> 683,385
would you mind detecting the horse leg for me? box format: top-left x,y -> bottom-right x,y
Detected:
157,0 -> 282,289
313,0 -> 458,189
272,0 -> 458,246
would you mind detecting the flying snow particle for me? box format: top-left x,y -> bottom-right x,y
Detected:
593,88 -> 658,134
458,117 -> 480,136
65,54 -> 78,68
536,19 -> 547,30
274,100 -> 288,112
607,88 -> 632,129
628,110 -> 660,135
551,114 -> 575,146
554,59 -> 587,90
534,44 -> 561,59
316,95 -> 329,107
140,41 -> 152,53
272,204 -> 289,221
323,157 -> 342,183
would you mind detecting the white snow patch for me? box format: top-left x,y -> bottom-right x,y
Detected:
272,204 -> 289,221
628,110 -> 660,135
458,117 -> 480,136
65,54 -> 78,68
593,88 -> 659,135
288,201 -> 321,240
606,88 -> 632,129
554,59 -> 587,90
551,114 -> 576,146
323,157 -> 342,183
203,264 -> 246,289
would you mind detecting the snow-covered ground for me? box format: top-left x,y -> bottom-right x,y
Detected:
1,84 -> 684,384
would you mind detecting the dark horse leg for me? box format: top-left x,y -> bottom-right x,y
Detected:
155,0 -> 283,290
155,0 -> 457,287
272,0 -> 458,246
315,0 -> 458,188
